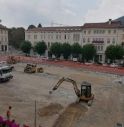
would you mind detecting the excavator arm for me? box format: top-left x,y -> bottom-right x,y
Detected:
50,77 -> 81,97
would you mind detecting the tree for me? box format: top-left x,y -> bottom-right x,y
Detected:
28,24 -> 36,29
105,45 -> 124,62
82,44 -> 96,62
37,23 -> 42,28
50,42 -> 62,58
62,43 -> 71,59
20,41 -> 32,55
71,43 -> 82,58
8,27 -> 25,49
34,41 -> 47,56
114,45 -> 124,59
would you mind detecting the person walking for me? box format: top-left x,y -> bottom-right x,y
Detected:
6,106 -> 12,120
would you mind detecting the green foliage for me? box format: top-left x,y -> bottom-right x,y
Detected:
34,41 -> 47,55
82,44 -> 96,62
105,45 -> 124,61
62,43 -> 71,59
28,25 -> 36,29
115,45 -> 124,59
71,43 -> 82,57
37,23 -> 42,28
20,41 -> 32,55
8,27 -> 25,49
50,42 -> 62,58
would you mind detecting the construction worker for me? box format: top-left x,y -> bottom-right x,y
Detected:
6,106 -> 12,120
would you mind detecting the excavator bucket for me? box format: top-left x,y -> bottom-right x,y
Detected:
37,67 -> 44,73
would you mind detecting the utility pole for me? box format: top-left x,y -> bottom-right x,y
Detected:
34,100 -> 37,127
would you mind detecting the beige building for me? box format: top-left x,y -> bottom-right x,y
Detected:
25,26 -> 82,48
0,24 -> 8,53
25,19 -> 124,62
82,19 -> 124,62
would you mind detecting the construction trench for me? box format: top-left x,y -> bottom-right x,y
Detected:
0,63 -> 124,127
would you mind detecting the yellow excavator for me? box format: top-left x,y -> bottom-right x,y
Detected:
49,77 -> 94,106
24,64 -> 44,73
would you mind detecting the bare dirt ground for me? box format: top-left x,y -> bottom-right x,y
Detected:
0,63 -> 124,127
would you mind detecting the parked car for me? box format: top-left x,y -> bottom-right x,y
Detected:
102,63 -> 108,66
72,58 -> 78,62
110,63 -> 118,67
0,61 -> 14,70
85,62 -> 94,65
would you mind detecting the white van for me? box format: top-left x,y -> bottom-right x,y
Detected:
0,65 -> 13,82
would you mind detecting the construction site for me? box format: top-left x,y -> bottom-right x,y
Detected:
0,56 -> 124,127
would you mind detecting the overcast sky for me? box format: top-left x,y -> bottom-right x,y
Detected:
0,0 -> 124,28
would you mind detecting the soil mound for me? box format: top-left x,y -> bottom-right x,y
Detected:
52,103 -> 88,127
38,103 -> 63,116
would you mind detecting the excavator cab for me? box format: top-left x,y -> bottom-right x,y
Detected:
81,82 -> 91,98
80,82 -> 94,105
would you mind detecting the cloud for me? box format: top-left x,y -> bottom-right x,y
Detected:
0,0 -> 82,28
84,0 -> 124,23
2,0 -> 122,28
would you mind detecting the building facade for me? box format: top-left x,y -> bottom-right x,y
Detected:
25,19 -> 124,62
0,24 -> 8,53
25,26 -> 83,47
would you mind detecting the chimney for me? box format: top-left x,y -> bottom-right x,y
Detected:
108,19 -> 112,24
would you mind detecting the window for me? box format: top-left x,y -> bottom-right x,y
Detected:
88,38 -> 90,42
73,34 -> 80,41
51,35 -> 53,39
5,45 -> 7,51
83,38 -> 85,43
94,30 -> 96,34
122,34 -> 124,39
65,35 -> 66,39
1,37 -> 3,42
112,38 -> 115,44
5,37 -> 7,42
98,46 -> 100,51
113,30 -> 116,34
34,35 -> 37,39
101,46 -> 103,51
56,34 -> 58,39
99,55 -> 102,61
102,30 -> 105,34
59,35 -> 61,39
93,38 -> 95,41
28,35 -> 30,39
84,31 -> 86,34
108,30 -> 111,34
96,30 -> 99,34
1,45 -> 4,51
107,38 -> 110,43
88,30 -> 91,34
48,42 -> 50,48
48,34 -> 50,39
68,35 -> 70,39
